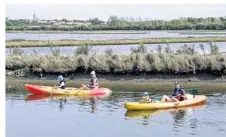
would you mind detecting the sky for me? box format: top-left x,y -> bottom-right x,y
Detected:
6,4 -> 226,21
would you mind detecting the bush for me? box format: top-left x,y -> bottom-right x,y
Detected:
209,42 -> 220,55
105,47 -> 114,56
75,44 -> 92,55
48,41 -> 61,56
131,43 -> 147,53
10,47 -> 24,56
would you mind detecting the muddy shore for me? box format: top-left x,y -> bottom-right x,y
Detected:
5,71 -> 226,82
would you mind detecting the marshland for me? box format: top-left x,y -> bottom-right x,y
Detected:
5,5 -> 226,137
5,40 -> 226,77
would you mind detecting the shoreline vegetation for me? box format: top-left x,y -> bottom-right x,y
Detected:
6,43 -> 226,79
6,16 -> 226,31
6,36 -> 226,48
6,79 -> 226,93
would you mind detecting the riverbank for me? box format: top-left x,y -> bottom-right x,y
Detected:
6,36 -> 226,48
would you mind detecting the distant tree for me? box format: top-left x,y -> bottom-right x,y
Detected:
62,19 -> 69,22
89,18 -> 104,25
6,20 -> 13,26
107,15 -> 121,26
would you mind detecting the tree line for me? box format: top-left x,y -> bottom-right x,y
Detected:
6,16 -> 226,30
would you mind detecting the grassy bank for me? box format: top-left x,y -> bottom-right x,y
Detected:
6,52 -> 226,77
6,79 -> 226,93
6,36 -> 226,48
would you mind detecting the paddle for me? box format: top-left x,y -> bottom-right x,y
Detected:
151,88 -> 199,101
187,88 -> 198,96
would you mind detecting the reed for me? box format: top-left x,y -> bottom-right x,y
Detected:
6,52 -> 226,76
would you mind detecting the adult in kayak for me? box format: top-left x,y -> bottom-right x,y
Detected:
57,75 -> 66,89
161,82 -> 187,102
81,71 -> 99,90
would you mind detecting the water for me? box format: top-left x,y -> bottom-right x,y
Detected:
6,31 -> 226,40
6,87 -> 226,137
5,42 -> 226,56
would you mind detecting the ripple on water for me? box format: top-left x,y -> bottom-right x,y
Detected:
6,92 -> 226,137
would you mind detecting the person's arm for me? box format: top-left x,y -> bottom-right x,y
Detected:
180,88 -> 187,99
181,88 -> 186,95
59,82 -> 64,88
172,88 -> 178,96
94,79 -> 99,87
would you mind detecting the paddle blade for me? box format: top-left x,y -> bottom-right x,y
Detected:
187,89 -> 198,95
152,96 -> 162,101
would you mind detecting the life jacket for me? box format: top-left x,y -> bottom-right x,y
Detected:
173,87 -> 185,96
90,78 -> 99,87
59,80 -> 66,89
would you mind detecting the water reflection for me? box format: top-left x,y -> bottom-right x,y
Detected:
90,97 -> 96,113
25,94 -> 110,112
59,98 -> 67,111
125,105 -> 205,124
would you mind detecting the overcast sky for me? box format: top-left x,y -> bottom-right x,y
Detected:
6,4 -> 226,21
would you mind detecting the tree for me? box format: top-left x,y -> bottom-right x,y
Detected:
107,15 -> 121,26
62,19 -> 69,22
89,18 -> 104,25
6,20 -> 13,26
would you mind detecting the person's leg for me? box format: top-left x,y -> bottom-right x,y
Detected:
171,97 -> 179,102
161,95 -> 171,102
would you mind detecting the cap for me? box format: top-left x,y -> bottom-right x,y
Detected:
90,71 -> 96,75
142,92 -> 149,97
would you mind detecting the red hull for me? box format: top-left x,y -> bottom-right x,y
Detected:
25,84 -> 111,96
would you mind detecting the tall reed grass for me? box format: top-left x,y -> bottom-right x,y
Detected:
6,53 -> 226,76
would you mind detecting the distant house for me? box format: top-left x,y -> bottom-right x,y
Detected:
29,12 -> 92,26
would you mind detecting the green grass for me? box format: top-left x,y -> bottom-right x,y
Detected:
6,36 -> 226,48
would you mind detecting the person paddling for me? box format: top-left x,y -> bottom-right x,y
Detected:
57,75 -> 66,89
82,71 -> 99,89
161,82 -> 187,102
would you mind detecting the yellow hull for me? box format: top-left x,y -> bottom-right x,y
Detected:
124,95 -> 207,110
125,104 -> 205,118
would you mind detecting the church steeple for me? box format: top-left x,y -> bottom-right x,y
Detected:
33,11 -> 36,18
32,11 -> 38,21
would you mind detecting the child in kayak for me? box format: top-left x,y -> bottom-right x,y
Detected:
57,75 -> 66,89
139,92 -> 152,103
82,71 -> 99,89
161,82 -> 186,102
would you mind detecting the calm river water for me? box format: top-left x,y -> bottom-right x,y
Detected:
6,84 -> 226,137
6,31 -> 226,40
5,42 -> 226,55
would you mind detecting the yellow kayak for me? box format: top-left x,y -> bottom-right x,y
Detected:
124,95 -> 206,110
125,104 -> 205,118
